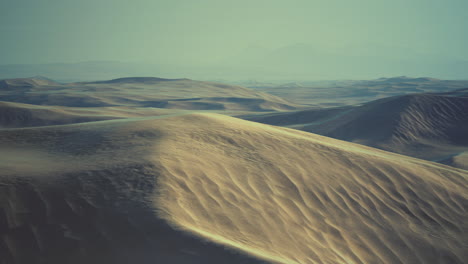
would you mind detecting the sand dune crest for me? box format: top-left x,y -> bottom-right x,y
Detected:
0,113 -> 466,263
151,113 -> 468,264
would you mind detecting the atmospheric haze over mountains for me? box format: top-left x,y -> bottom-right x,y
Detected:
1,50 -> 468,82
2,0 -> 468,81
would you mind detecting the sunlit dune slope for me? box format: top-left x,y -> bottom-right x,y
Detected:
245,93 -> 468,169
1,113 -> 467,264
0,116 -> 266,264
153,114 -> 468,264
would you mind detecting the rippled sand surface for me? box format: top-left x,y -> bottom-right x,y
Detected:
154,114 -> 468,264
1,113 -> 466,264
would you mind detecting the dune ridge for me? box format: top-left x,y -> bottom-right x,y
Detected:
0,77 -> 297,111
246,93 -> 468,169
248,77 -> 468,106
0,77 -> 59,90
0,101 -> 196,128
0,113 -> 467,263
0,116 -> 266,264
152,114 -> 468,264
0,101 -> 119,128
85,77 -> 189,84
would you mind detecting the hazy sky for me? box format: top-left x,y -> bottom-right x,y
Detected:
1,0 -> 467,64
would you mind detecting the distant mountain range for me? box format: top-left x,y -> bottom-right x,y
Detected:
216,43 -> 468,80
2,43 -> 468,81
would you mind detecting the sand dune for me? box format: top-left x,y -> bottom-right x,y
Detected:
0,116 -> 266,264
247,77 -> 468,106
246,93 -> 468,169
0,77 -> 297,111
1,113 -> 467,263
0,101 -> 119,128
439,88 -> 468,97
0,77 -> 59,90
87,77 -> 188,84
0,101 -> 197,128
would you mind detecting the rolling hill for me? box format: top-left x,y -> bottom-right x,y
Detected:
1,113 -> 466,263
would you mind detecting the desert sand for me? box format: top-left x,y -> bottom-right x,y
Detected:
0,100 -> 195,128
246,93 -> 468,169
0,77 -> 297,111
247,77 -> 468,107
1,113 -> 467,263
